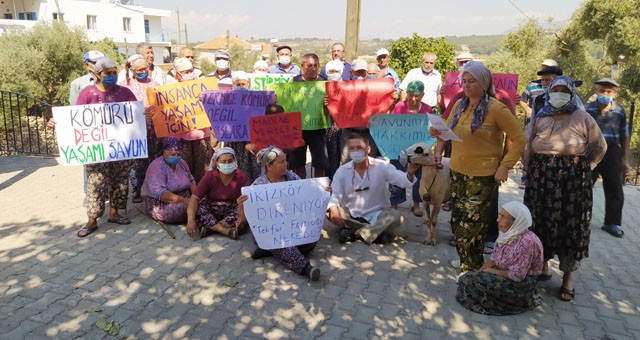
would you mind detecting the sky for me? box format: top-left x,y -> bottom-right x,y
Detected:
136,0 -> 586,43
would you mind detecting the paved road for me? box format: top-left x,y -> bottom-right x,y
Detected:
1,155 -> 639,339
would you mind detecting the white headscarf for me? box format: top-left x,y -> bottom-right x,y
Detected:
495,201 -> 532,246
208,147 -> 236,171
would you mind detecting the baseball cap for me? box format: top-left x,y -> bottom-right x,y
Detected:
214,50 -> 231,59
456,52 -> 473,62
276,45 -> 292,53
93,57 -> 117,73
351,59 -> 367,71
594,78 -> 620,87
376,48 -> 390,57
83,50 -> 105,63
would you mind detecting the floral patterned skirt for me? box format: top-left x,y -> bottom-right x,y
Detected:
524,154 -> 592,272
456,271 -> 541,316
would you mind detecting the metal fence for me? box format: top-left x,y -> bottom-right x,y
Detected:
0,90 -> 58,156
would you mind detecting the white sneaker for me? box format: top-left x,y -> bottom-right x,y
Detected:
450,259 -> 460,269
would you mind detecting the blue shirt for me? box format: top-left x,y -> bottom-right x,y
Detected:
586,101 -> 628,145
269,63 -> 301,75
319,60 -> 352,81
381,66 -> 401,90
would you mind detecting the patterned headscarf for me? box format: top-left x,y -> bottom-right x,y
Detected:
208,147 -> 236,170
255,146 -> 284,175
536,75 -> 578,118
448,61 -> 496,133
161,137 -> 183,151
495,201 -> 533,246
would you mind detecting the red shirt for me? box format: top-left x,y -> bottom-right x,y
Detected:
194,169 -> 250,202
392,101 -> 433,114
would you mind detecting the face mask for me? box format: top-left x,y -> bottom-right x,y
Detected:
278,56 -> 291,66
349,150 -> 367,163
217,162 -> 237,174
367,75 -> 377,79
233,85 -> 248,90
353,76 -> 365,80
180,72 -> 196,81
597,94 -> 613,105
254,70 -> 267,75
135,70 -> 149,80
102,75 -> 118,87
215,59 -> 229,70
548,92 -> 571,108
165,155 -> 181,165
327,73 -> 342,82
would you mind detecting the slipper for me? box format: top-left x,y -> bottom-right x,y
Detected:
559,286 -> 575,301
228,228 -> 238,240
601,224 -> 624,238
77,227 -> 97,238
483,246 -> 494,254
538,273 -> 552,281
412,207 -> 423,217
107,216 -> 131,225
442,202 -> 451,212
132,196 -> 143,203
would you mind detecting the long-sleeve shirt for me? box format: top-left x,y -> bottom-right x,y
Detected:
492,230 -> 544,282
69,74 -> 95,105
328,157 -> 415,223
447,97 -> 525,176
144,157 -> 195,200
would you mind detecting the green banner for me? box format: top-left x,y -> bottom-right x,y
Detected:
266,81 -> 330,130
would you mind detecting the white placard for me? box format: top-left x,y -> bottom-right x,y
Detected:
427,113 -> 462,142
53,101 -> 147,166
241,177 -> 330,250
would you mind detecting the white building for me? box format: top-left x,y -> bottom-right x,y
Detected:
0,0 -> 171,63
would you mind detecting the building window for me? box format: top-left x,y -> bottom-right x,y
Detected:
18,12 -> 37,20
123,17 -> 131,32
4,13 -> 13,19
86,15 -> 97,30
144,19 -> 150,34
53,12 -> 64,21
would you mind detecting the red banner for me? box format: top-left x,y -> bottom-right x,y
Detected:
325,78 -> 396,128
443,72 -> 519,109
249,112 -> 304,150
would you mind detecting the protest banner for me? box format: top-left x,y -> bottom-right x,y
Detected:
443,72 -> 519,109
248,73 -> 295,90
241,177 -> 330,250
146,78 -> 218,138
53,101 -> 147,166
266,81 -> 329,130
249,112 -> 304,149
202,90 -> 274,142
370,114 -> 436,159
325,78 -> 396,128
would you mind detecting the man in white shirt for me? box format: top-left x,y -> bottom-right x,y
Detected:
327,133 -> 420,245
399,52 -> 441,110
118,42 -> 166,85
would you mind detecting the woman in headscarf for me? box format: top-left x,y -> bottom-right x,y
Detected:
119,54 -> 160,203
186,147 -> 250,240
237,146 -> 321,281
143,137 -> 195,223
431,61 -> 525,273
456,201 -> 544,315
524,75 -> 607,302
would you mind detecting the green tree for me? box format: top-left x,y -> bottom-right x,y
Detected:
229,44 -> 260,73
387,33 -> 456,80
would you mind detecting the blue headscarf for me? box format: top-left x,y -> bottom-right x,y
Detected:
536,75 -> 578,117
448,61 -> 496,133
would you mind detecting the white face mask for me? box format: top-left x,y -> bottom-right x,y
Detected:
217,162 -> 237,174
349,150 -> 367,163
327,73 -> 342,82
216,59 -> 229,70
548,92 -> 571,108
254,70 -> 267,75
278,56 -> 291,66
180,72 -> 196,81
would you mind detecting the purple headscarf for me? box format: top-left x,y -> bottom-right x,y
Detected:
161,137 -> 183,151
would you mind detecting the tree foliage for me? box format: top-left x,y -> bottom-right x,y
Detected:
388,33 -> 457,80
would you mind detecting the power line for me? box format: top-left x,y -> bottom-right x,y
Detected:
506,0 -> 533,21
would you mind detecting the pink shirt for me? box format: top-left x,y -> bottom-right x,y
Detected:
392,101 -> 433,114
118,79 -> 159,107
491,229 -> 544,282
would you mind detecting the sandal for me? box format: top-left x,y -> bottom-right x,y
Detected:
538,273 -> 552,281
107,216 -> 131,225
442,202 -> 451,212
412,207 -> 423,217
132,195 -> 143,203
228,227 -> 238,240
559,286 -> 575,301
601,224 -> 624,238
77,226 -> 97,238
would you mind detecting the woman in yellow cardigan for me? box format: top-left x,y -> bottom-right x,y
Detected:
432,61 -> 525,273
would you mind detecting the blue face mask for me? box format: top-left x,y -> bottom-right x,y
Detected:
165,155 -> 181,165
367,75 -> 377,79
597,94 -> 613,105
135,70 -> 149,80
217,162 -> 237,174
102,74 -> 118,87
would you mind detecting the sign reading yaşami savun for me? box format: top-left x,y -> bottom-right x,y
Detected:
146,78 -> 218,138
53,101 -> 147,166
249,112 -> 304,150
266,81 -> 330,130
325,78 -> 396,128
241,177 -> 330,250
370,114 -> 436,159
443,72 -> 519,109
202,90 -> 274,142
248,73 -> 295,91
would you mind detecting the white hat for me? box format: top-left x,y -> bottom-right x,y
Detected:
325,59 -> 344,73
351,59 -> 367,71
173,57 -> 193,72
253,60 -> 269,71
456,52 -> 474,62
232,70 -> 249,82
376,48 -> 390,57
541,59 -> 558,67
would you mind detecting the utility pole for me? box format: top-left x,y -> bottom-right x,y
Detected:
344,0 -> 361,61
226,29 -> 230,49
176,6 -> 181,45
184,24 -> 189,46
